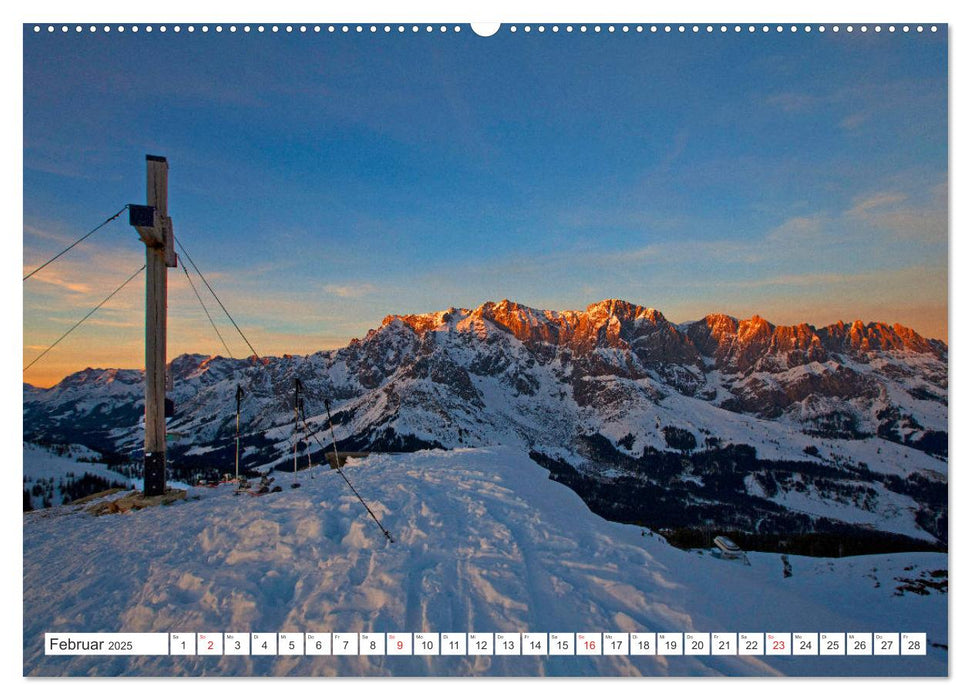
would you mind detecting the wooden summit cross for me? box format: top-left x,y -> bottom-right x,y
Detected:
129,155 -> 177,497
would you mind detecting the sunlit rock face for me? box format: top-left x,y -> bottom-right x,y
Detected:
24,298 -> 947,465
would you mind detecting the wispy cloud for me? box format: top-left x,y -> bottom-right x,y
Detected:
765,215 -> 827,244
688,265 -> 943,293
83,317 -> 141,330
847,191 -> 909,218
765,92 -> 818,113
24,269 -> 94,295
23,252 -> 145,304
323,282 -> 377,298
410,176 -> 946,324
23,223 -> 77,245
845,188 -> 946,243
839,112 -> 868,130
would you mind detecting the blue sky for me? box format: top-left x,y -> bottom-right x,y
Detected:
22,24 -> 947,385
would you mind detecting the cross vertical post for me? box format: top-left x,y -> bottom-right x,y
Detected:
130,155 -> 177,497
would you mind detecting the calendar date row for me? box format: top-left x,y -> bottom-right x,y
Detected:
46,632 -> 927,657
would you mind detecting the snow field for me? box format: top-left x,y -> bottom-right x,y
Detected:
24,447 -> 945,677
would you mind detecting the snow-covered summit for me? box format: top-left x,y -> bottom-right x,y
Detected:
23,447 -> 946,677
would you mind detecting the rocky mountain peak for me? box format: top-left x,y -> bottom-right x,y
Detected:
818,320 -> 944,358
381,308 -> 469,336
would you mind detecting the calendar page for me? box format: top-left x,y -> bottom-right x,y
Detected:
20,2 -> 950,683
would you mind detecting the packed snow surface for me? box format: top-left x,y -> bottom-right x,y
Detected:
23,448 -> 946,676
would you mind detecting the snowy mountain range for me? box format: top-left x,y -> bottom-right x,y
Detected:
23,299 -> 948,549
